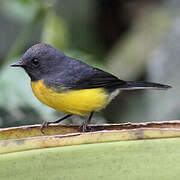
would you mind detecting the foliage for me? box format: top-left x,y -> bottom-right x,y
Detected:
0,0 -> 178,128
1,122 -> 180,179
0,0 -> 105,127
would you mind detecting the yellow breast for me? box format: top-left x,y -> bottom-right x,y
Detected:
31,80 -> 109,116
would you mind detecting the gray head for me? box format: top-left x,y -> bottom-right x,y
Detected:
11,43 -> 65,81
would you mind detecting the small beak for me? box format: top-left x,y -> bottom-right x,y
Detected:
11,60 -> 24,67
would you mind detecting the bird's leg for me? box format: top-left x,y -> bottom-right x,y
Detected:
81,112 -> 94,132
40,114 -> 72,134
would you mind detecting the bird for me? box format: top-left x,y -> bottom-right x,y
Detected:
11,43 -> 171,133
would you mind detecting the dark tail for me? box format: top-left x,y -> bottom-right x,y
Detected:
120,81 -> 172,90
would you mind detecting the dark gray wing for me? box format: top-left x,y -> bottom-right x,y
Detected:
44,56 -> 126,92
71,68 -> 126,92
43,52 -> 170,92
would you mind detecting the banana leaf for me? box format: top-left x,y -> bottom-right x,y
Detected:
0,121 -> 180,180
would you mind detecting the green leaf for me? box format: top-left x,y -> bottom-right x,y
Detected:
1,1 -> 39,22
1,122 -> 180,179
41,10 -> 69,50
0,63 -> 58,124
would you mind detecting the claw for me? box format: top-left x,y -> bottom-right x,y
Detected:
80,121 -> 92,132
40,121 -> 49,134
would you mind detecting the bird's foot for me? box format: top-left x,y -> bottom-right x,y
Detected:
40,115 -> 72,134
80,121 -> 92,132
40,121 -> 50,134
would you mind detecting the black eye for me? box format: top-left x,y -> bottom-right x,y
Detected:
31,58 -> 39,67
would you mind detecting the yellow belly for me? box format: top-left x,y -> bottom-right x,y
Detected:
31,80 -> 109,116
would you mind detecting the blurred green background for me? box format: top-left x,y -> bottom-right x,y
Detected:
0,0 -> 179,128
